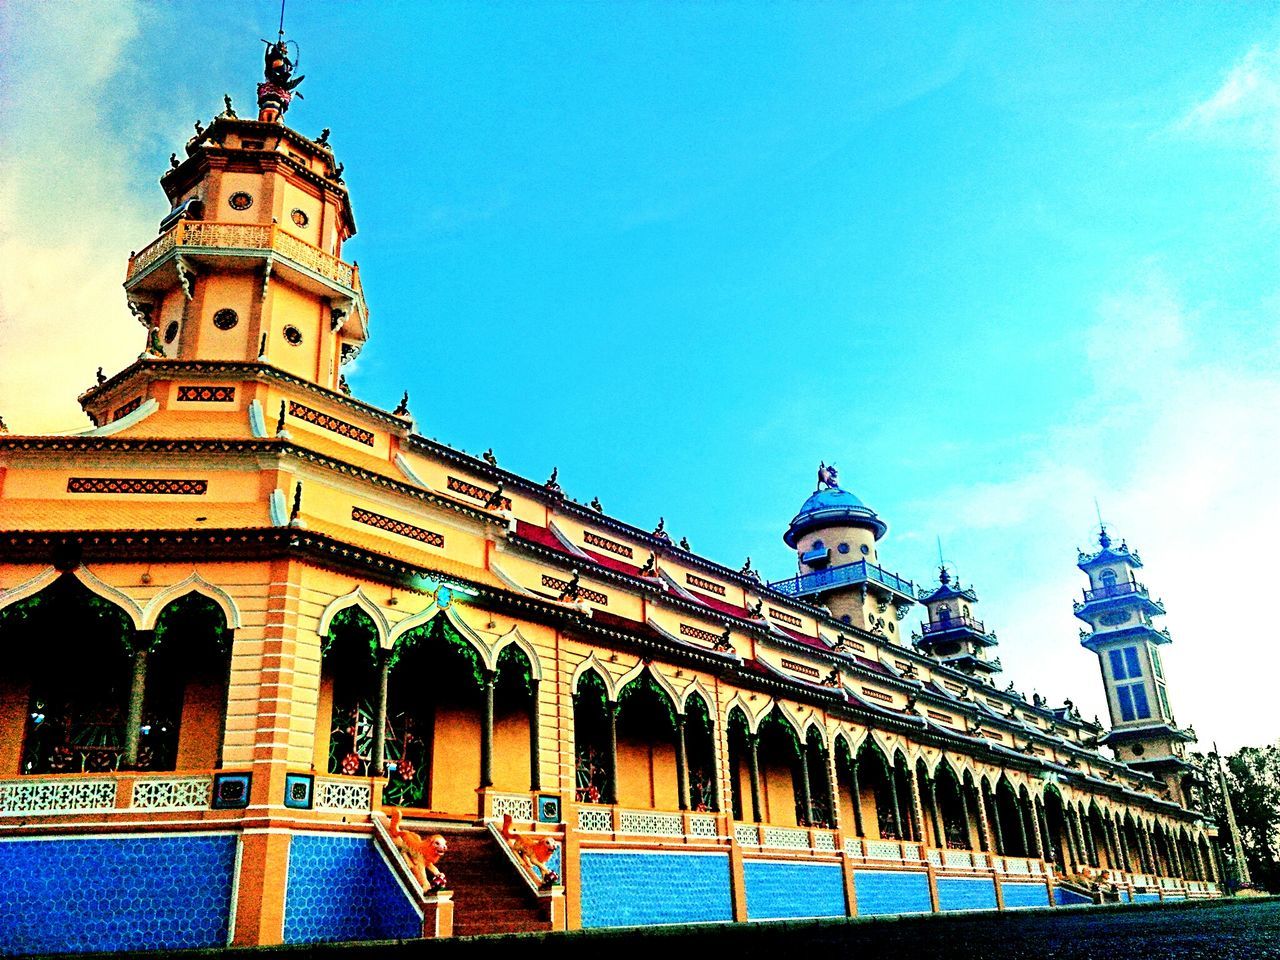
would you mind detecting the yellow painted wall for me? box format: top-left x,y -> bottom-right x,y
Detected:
492,704 -> 532,793
0,679 -> 29,776
431,705 -> 481,814
760,761 -> 796,826
174,680 -> 225,769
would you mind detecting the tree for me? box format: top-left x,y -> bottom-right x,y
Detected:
1193,744 -> 1280,892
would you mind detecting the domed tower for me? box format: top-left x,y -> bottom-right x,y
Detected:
1075,526 -> 1195,803
914,566 -> 1001,680
769,462 -> 916,637
112,39 -> 367,398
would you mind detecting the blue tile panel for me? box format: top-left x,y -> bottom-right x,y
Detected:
1133,892 -> 1162,903
743,860 -> 846,920
936,876 -> 998,912
1053,886 -> 1094,906
1163,894 -> 1185,901
0,833 -> 236,956
1000,880 -> 1049,909
283,834 -> 420,944
853,869 -> 932,916
580,851 -> 732,928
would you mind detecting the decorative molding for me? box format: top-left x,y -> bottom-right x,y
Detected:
112,397 -> 144,421
583,530 -> 633,559
288,400 -> 375,446
781,658 -> 820,679
352,507 -> 445,547
768,607 -> 803,627
542,575 -> 607,606
176,385 -> 236,402
679,623 -> 720,644
685,573 -> 726,596
67,477 -> 208,495
861,687 -> 894,704
447,476 -> 511,510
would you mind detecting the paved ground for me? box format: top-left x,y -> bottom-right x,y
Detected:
33,896 -> 1280,959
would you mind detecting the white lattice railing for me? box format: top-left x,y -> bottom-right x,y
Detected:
130,775 -> 212,810
577,806 -> 614,833
972,852 -> 988,869
813,831 -> 837,852
735,823 -> 761,846
0,778 -> 118,816
128,221 -> 359,291
761,826 -> 810,850
619,810 -> 685,837
1003,857 -> 1030,874
864,839 -> 907,861
688,814 -> 719,838
487,792 -> 536,822
844,837 -> 864,857
314,776 -> 373,812
943,849 -> 973,869
926,849 -> 943,866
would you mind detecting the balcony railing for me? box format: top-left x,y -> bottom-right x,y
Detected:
126,220 -> 362,294
769,559 -> 916,600
1081,581 -> 1147,603
921,615 -> 986,636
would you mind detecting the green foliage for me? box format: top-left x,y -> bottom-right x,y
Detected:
322,606 -> 380,662
618,670 -> 676,732
152,594 -> 228,655
1194,744 -> 1280,892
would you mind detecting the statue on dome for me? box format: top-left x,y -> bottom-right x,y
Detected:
817,461 -> 839,490
257,37 -> 305,123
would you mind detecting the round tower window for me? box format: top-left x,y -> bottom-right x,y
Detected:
291,208 -> 309,227
860,544 -> 870,555
887,622 -> 895,633
164,321 -> 179,343
837,543 -> 850,554
813,539 -> 825,550
283,325 -> 303,346
228,191 -> 253,211
212,308 -> 238,331
1131,743 -> 1145,756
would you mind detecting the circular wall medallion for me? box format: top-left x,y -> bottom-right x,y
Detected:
228,191 -> 253,211
212,308 -> 239,331
283,325 -> 303,346
291,208 -> 309,227
164,321 -> 179,343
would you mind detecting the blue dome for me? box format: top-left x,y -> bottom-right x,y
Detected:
783,486 -> 887,547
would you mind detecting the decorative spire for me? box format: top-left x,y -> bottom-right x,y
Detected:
257,4 -> 305,124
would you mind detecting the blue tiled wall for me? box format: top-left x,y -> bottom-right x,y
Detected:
1133,892 -> 1161,903
1053,886 -> 1094,906
283,834 -> 420,944
580,851 -> 732,928
0,833 -> 236,956
936,876 -> 998,912
853,869 -> 932,916
1162,894 -> 1185,901
1000,880 -> 1049,909
744,860 -> 846,920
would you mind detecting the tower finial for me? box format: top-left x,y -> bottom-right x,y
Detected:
1094,497 -> 1111,548
936,535 -> 949,584
258,6 -> 304,124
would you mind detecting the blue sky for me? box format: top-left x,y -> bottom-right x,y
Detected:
3,2 -> 1278,750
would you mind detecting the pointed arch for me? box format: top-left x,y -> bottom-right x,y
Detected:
802,716 -> 828,749
490,624 -> 543,682
832,728 -> 856,763
0,566 -> 62,616
774,700 -> 806,738
615,661 -> 680,707
724,692 -> 769,732
141,572 -> 241,630
69,566 -> 146,629
386,600 -> 440,648
437,604 -> 495,667
677,676 -> 714,715
571,653 -> 617,701
317,587 -> 390,647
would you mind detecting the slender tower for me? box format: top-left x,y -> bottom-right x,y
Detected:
914,566 -> 1001,681
1075,526 -> 1196,803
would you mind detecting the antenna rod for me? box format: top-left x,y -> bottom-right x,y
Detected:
1094,496 -> 1105,528
936,535 -> 945,568
278,0 -> 287,38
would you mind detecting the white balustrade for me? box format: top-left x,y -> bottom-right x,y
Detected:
130,776 -> 211,810
865,839 -> 905,861
0,778 -> 117,816
735,823 -> 761,846
489,792 -> 535,822
844,837 -> 864,857
314,777 -> 372,812
761,826 -> 810,850
688,814 -> 719,838
619,810 -> 684,837
577,806 -> 613,833
943,850 -> 973,869
812,831 -> 837,852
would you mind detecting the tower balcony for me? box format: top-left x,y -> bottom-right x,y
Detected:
769,559 -> 916,604
1073,580 -> 1165,620
920,615 -> 997,647
125,221 -> 367,329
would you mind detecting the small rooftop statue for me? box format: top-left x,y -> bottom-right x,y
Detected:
652,517 -> 671,543
222,94 -> 237,118
816,460 -> 839,490
544,467 -> 563,496
678,536 -> 691,551
484,481 -> 506,511
393,392 -> 410,417
95,367 -> 106,386
481,447 -> 498,466
589,496 -> 603,512
740,556 -> 761,582
258,34 -> 305,123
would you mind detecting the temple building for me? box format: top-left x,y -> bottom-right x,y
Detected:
0,35 -> 1224,955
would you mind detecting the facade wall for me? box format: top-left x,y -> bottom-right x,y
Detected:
579,850 -> 732,927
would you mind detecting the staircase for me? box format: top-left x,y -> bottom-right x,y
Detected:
433,825 -> 553,937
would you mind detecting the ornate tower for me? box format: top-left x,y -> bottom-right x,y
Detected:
768,463 -> 916,638
914,566 -> 1001,680
1075,527 -> 1195,803
111,40 -> 366,403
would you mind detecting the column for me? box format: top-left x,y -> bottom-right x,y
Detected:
1036,799 -> 1053,866
849,759 -> 865,837
1024,797 -> 1043,860
797,742 -> 814,825
927,777 -> 943,849
1011,793 -> 1029,857
1138,825 -> 1154,874
985,783 -> 1006,855
1080,810 -> 1098,866
370,649 -> 391,776
606,701 -> 620,805
529,679 -> 541,792
675,713 -> 691,811
122,631 -> 153,767
1116,821 -> 1133,873
747,733 -> 763,824
958,781 -> 975,850
907,767 -> 926,845
887,766 -> 904,839
974,782 -> 993,853
479,670 -> 496,788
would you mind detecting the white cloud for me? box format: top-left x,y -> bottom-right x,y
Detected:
904,266 -> 1280,752
0,2 -> 162,433
1178,44 -> 1280,133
